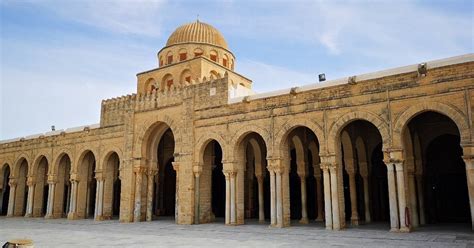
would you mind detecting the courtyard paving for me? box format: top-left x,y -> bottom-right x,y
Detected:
0,217 -> 473,247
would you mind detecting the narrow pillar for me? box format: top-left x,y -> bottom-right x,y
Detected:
395,162 -> 409,232
269,170 -> 276,226
230,171 -> 236,225
146,169 -> 156,222
348,171 -> 359,226
7,179 -> 17,217
133,168 -> 143,222
275,169 -> 283,227
257,175 -> 265,223
386,164 -> 399,231
95,178 -> 104,221
224,172 -> 230,225
322,166 -> 332,229
193,165 -> 202,224
45,180 -> 56,219
25,178 -> 35,217
329,166 -> 340,230
299,174 -> 308,224
67,179 -> 78,220
416,174 -> 426,225
362,176 -> 371,223
315,174 -> 324,222
463,157 -> 474,230
408,172 -> 419,228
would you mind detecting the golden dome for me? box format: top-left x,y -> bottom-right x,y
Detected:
166,21 -> 228,49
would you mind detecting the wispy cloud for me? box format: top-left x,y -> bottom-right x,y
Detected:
237,59 -> 316,93
33,0 -> 167,37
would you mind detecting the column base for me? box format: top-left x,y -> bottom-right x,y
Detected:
399,226 -> 411,233
67,212 -> 78,220
95,215 -> 105,221
325,225 -> 333,230
24,213 -> 32,218
45,214 -> 54,219
299,217 -> 309,224
258,219 -> 265,224
315,217 -> 324,222
350,217 -> 359,226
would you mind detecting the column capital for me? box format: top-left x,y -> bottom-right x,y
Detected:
171,161 -> 179,172
133,166 -> 147,174
47,179 -> 57,185
319,154 -> 336,164
223,169 -> 237,178
462,155 -> 474,170
95,170 -> 105,181
147,167 -> 158,176
70,173 -> 79,182
8,178 -> 18,187
320,162 -> 336,171
26,176 -> 35,186
222,161 -> 238,172
47,174 -> 57,182
193,165 -> 203,176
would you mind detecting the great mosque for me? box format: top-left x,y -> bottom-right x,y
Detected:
0,21 -> 473,232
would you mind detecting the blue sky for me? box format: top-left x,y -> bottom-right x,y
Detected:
1,0 -> 472,139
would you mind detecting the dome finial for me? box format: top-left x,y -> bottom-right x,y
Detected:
197,14 -> 200,23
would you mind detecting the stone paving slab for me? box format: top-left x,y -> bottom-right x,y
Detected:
0,217 -> 473,247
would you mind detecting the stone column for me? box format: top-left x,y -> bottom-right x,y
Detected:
256,174 -> 265,223
224,171 -> 231,225
230,171 -> 237,225
385,163 -> 399,231
275,168 -> 283,227
407,171 -> 419,228
193,165 -> 202,224
146,168 -> 157,222
7,179 -> 17,217
94,172 -> 105,221
172,162 -> 180,223
321,165 -> 332,229
299,173 -> 309,224
347,170 -> 359,226
361,175 -> 371,223
329,165 -> 341,230
314,172 -> 324,222
463,156 -> 474,230
25,177 -> 35,217
269,168 -> 276,226
67,176 -> 78,220
45,177 -> 56,219
133,167 -> 144,222
395,162 -> 409,232
416,174 -> 426,225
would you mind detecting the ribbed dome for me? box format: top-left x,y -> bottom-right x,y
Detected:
166,21 -> 228,49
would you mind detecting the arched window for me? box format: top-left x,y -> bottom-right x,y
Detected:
222,54 -> 229,67
162,74 -> 174,89
231,59 -> 235,70
194,48 -> 203,57
145,78 -> 157,93
178,48 -> 187,61
180,69 -> 192,85
166,51 -> 173,64
210,50 -> 218,62
159,56 -> 163,67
